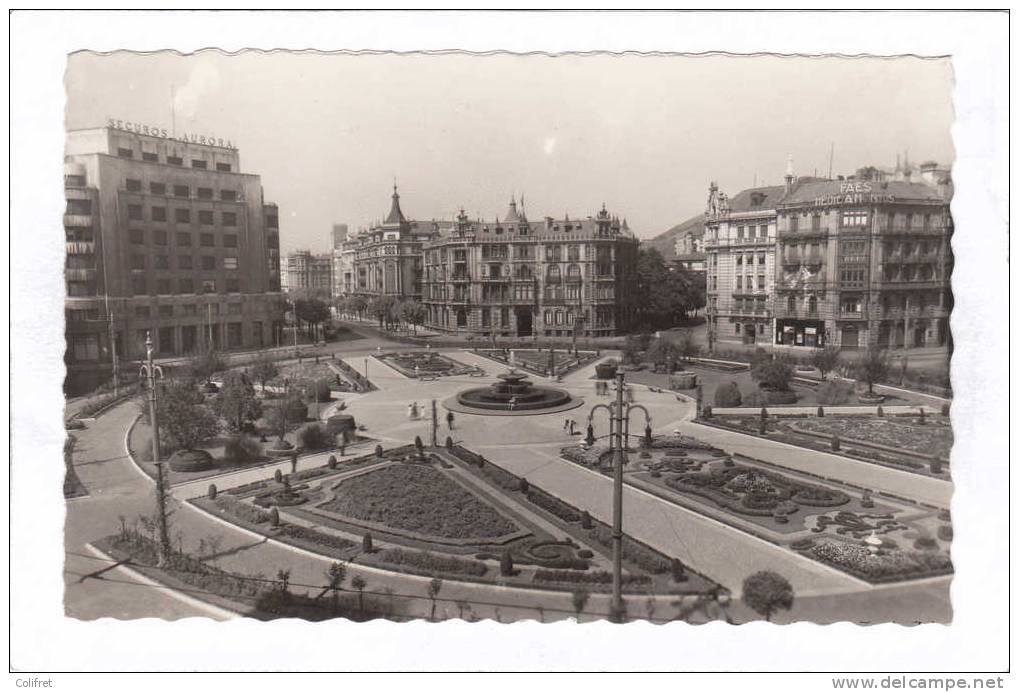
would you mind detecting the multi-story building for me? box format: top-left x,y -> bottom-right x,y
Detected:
420,198 -> 639,338
704,181 -> 785,348
774,172 -> 952,350
705,157 -> 952,352
63,123 -> 284,395
670,218 -> 707,273
284,249 -> 333,297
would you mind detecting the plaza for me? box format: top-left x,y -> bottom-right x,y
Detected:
63,323 -> 952,624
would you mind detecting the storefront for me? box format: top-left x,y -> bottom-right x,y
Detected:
775,318 -> 826,348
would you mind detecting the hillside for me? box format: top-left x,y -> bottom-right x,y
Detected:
642,213 -> 703,257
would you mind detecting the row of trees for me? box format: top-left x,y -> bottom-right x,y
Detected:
336,295 -> 428,334
746,344 -> 892,394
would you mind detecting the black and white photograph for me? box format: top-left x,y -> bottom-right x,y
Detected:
9,9 -> 1010,679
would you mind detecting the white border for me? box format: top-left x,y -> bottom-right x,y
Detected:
9,9 -> 1010,676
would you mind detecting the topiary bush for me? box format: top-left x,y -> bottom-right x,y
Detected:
817,380 -> 854,406
765,389 -> 799,405
270,507 -> 280,527
713,382 -> 742,408
930,458 -> 943,475
742,390 -> 767,408
937,524 -> 953,542
817,406 -> 825,418
913,536 -> 938,551
375,444 -> 384,458
941,402 -> 950,417
207,483 -> 217,499
518,477 -> 530,493
445,436 -> 453,450
831,435 -> 841,452
274,468 -> 283,483
581,510 -> 593,530
702,405 -> 712,419
578,549 -> 594,559
671,558 -> 687,583
363,533 -> 374,553
297,423 -> 331,451
223,434 -> 263,464
327,455 -> 337,469
876,405 -> 884,418
500,552 -> 514,577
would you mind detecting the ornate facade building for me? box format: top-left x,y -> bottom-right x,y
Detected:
420,198 -> 639,338
63,124 -> 284,395
283,249 -> 333,297
705,157 -> 952,351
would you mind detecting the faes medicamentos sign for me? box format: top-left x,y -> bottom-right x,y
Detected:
107,118 -> 236,150
813,181 -> 895,207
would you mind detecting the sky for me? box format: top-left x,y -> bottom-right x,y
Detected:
65,51 -> 954,253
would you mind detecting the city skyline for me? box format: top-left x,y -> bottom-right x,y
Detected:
65,52 -> 954,253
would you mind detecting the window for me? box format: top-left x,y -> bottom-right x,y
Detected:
747,254 -> 754,265
223,234 -> 237,248
157,280 -> 172,296
183,303 -> 197,316
735,323 -> 741,334
153,230 -> 167,246
199,210 -> 214,225
811,214 -> 821,231
175,208 -> 191,223
747,225 -> 756,239
201,255 -> 216,270
176,231 -> 191,246
222,212 -> 237,227
736,254 -> 743,266
66,199 -> 91,215
789,216 -> 799,233
841,211 -> 868,227
179,278 -> 194,294
131,276 -> 147,296
757,274 -> 765,290
758,252 -> 766,265
64,174 -> 86,187
173,185 -> 189,198
151,206 -> 166,222
787,296 -> 796,312
134,306 -> 150,318
220,189 -> 237,202
223,257 -> 238,270
736,225 -> 744,239
266,214 -> 278,229
129,228 -> 144,244
759,224 -> 768,238
130,254 -> 146,270
228,302 -> 242,315
735,276 -> 743,290
128,204 -> 143,220
191,159 -> 208,169
840,297 -> 861,314
197,187 -> 213,200
216,163 -> 232,173
166,155 -> 183,166
200,233 -> 215,247
117,147 -> 134,159
126,178 -> 142,192
201,280 -> 216,294
154,255 -> 169,269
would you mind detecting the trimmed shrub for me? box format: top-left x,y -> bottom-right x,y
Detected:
937,525 -> 953,542
817,406 -> 825,418
713,382 -> 742,408
518,477 -> 530,493
223,434 -> 262,464
374,444 -> 384,458
671,558 -> 687,583
876,405 -> 884,417
918,408 -> 927,425
702,405 -> 713,419
274,468 -> 283,483
167,449 -> 214,472
831,435 -> 841,452
742,390 -> 766,408
414,435 -> 424,451
297,423 -> 331,451
363,533 -> 374,553
327,455 -> 337,469
578,549 -> 594,559
941,402 -> 950,417
581,510 -> 593,530
445,436 -> 453,450
207,483 -> 218,499
270,507 -> 280,527
817,380 -> 855,406
913,536 -> 938,551
930,459 -> 943,475
500,552 -> 514,577
766,389 -> 799,405
861,490 -> 874,509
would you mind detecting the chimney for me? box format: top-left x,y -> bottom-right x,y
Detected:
784,154 -> 795,194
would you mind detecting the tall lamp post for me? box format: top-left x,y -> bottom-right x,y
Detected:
139,332 -> 170,566
586,372 -> 654,622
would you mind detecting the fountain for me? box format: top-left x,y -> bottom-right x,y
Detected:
452,368 -> 580,414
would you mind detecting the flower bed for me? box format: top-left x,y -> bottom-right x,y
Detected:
801,538 -> 953,583
360,547 -> 488,577
319,463 -> 520,540
791,416 -> 953,459
376,351 -> 475,378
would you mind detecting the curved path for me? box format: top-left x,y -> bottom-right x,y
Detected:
65,346 -> 951,623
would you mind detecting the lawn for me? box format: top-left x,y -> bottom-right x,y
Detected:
791,416 -> 953,458
377,351 -> 475,377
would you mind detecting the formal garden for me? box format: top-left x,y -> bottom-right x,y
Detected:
189,440 -> 719,597
474,348 -> 600,378
699,411 -> 951,478
375,351 -> 477,378
559,435 -> 953,584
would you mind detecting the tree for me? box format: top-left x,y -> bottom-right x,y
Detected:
264,395 -> 306,442
250,352 -> 279,393
742,571 -> 794,622
212,371 -> 263,433
184,349 -> 225,384
351,574 -> 367,612
646,338 -> 681,373
295,298 -> 331,340
347,295 -> 368,320
634,248 -> 704,330
676,331 -> 700,363
367,297 -> 390,328
810,345 -> 842,381
325,561 -> 347,608
855,345 -> 890,395
571,589 -> 590,619
158,379 -> 221,452
751,353 -> 794,391
427,577 -> 443,621
400,299 -> 428,335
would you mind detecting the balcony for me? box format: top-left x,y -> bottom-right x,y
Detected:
480,275 -> 510,282
65,267 -> 97,281
450,273 -> 471,282
65,241 -> 95,255
872,278 -> 944,291
775,307 -> 821,320
877,223 -> 947,236
64,214 -> 93,228
837,310 -> 867,321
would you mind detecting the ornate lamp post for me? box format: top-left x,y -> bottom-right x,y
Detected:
586,372 -> 655,622
138,332 -> 170,566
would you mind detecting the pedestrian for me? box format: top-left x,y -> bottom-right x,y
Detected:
447,410 -> 455,431
290,451 -> 298,474
569,419 -> 577,435
564,418 -> 571,432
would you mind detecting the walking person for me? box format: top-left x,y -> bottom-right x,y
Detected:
446,410 -> 455,431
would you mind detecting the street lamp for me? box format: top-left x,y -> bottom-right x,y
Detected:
586,372 -> 655,622
138,331 -> 170,566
